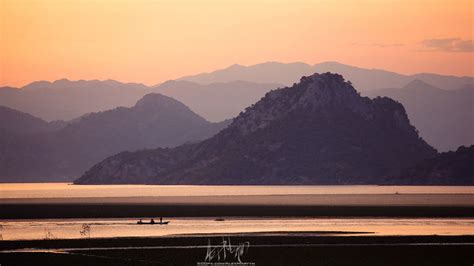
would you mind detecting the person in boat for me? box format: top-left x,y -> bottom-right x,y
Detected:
137,219 -> 143,224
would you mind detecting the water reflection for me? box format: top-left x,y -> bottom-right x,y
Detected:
1,183 -> 473,199
1,217 -> 473,240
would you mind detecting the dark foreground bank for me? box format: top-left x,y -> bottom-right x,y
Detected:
1,234 -> 473,266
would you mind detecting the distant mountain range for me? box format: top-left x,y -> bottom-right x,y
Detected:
0,60 -> 472,162
0,79 -> 150,121
0,94 -> 229,182
2,61 -> 472,122
75,73 -> 436,185
179,61 -> 473,91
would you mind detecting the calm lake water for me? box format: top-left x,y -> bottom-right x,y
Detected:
1,183 -> 473,240
1,217 -> 473,240
1,183 -> 473,198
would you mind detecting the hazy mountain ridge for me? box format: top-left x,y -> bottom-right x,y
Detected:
0,78 -> 282,122
179,61 -> 473,91
178,62 -> 313,88
364,80 -> 474,152
0,94 -> 230,182
76,73 -> 436,185
0,79 -> 151,121
153,80 -> 283,122
0,106 -> 66,134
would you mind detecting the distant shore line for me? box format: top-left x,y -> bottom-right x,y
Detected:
1,203 -> 473,219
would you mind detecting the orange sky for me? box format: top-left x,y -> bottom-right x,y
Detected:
0,0 -> 472,87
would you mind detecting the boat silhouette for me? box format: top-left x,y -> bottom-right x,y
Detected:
137,217 -> 169,225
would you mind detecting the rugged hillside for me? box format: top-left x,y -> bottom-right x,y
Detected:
396,145 -> 473,185
365,80 -> 473,152
57,93 -> 220,151
76,73 -> 436,185
0,94 -> 230,182
0,79 -> 150,121
154,80 -> 282,121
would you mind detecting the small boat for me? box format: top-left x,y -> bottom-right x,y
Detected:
137,217 -> 169,225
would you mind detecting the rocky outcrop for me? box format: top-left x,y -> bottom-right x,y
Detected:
76,73 -> 436,185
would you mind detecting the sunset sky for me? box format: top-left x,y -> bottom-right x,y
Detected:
1,0 -> 472,87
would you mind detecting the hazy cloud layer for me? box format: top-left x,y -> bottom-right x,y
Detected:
421,38 -> 474,52
351,42 -> 404,48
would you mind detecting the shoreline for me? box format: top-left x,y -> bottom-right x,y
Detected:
1,193 -> 473,219
2,203 -> 473,219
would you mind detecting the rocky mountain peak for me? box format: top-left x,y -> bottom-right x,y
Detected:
294,72 -> 360,107
231,72 -> 362,135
